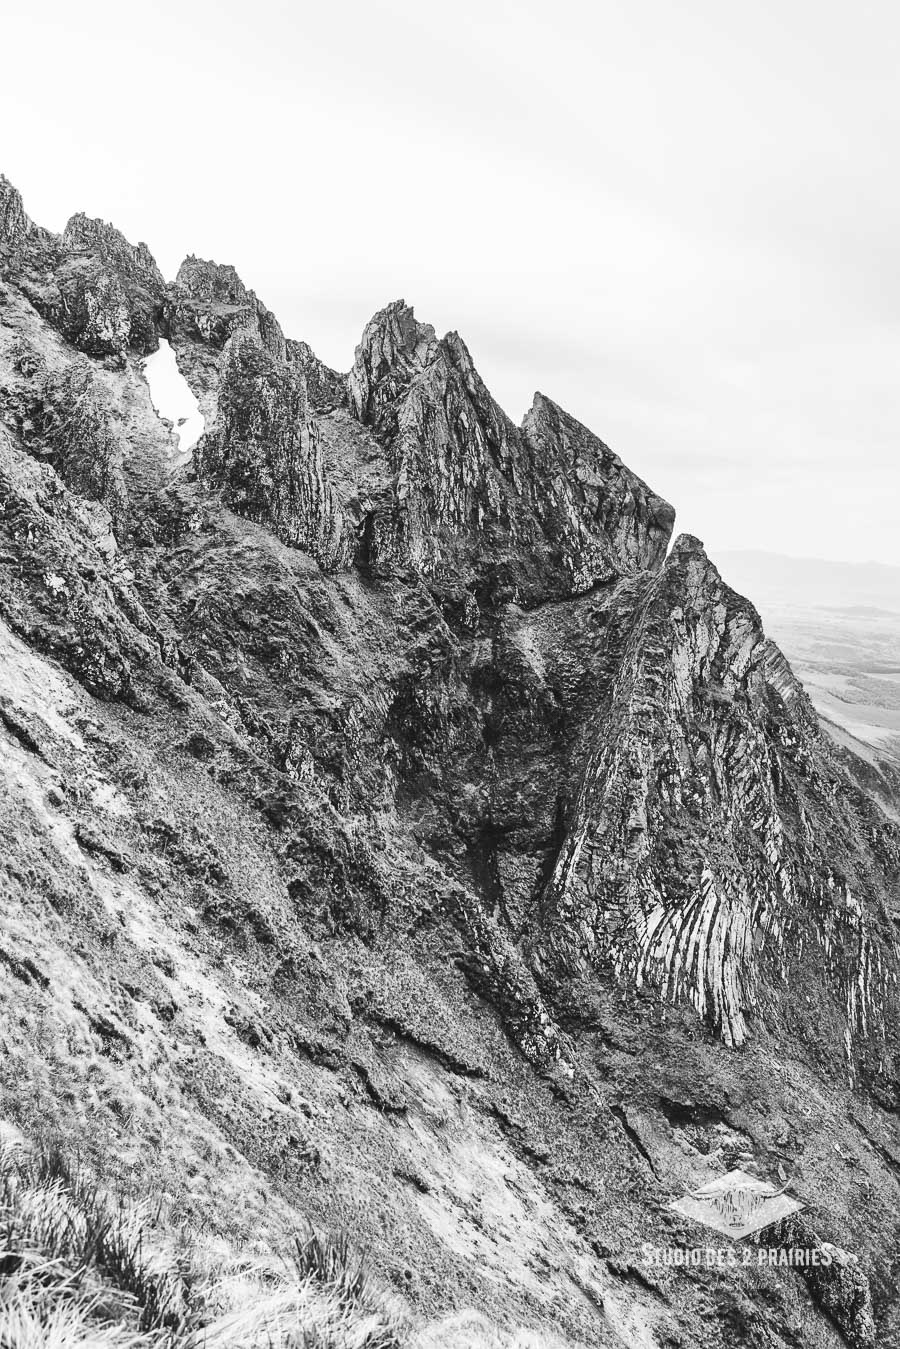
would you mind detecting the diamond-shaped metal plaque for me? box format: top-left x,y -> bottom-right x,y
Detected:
669,1168 -> 803,1240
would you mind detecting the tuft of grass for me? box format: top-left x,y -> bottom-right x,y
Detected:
0,1259 -> 154,1347
0,1142 -> 189,1338
0,1140 -> 408,1348
294,1229 -> 377,1316
0,1139 -> 563,1348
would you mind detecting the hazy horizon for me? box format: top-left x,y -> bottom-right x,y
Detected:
716,548 -> 900,608
4,0 -> 900,567
718,548 -> 900,576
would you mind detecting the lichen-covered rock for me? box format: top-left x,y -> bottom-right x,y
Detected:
0,421 -> 169,702
195,332 -> 347,571
22,359 -> 127,520
48,258 -> 133,361
0,175 -> 30,268
0,174 -> 60,278
0,323 -> 126,524
162,256 -> 289,431
520,391 -> 673,581
63,214 -> 163,291
777,1215 -> 877,1349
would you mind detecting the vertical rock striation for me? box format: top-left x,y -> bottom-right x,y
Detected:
195,331 -> 347,571
347,300 -> 674,603
536,535 -> 900,1069
0,175 -> 59,275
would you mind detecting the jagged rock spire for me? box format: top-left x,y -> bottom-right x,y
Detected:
167,255 -> 286,360
348,300 -> 438,427
63,212 -> 164,290
0,174 -> 29,261
345,299 -> 675,601
195,330 -> 347,571
0,177 -> 165,359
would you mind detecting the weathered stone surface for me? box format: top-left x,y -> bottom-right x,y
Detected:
63,213 -> 163,290
51,258 -> 132,359
55,213 -> 166,356
521,391 -> 674,581
0,174 -> 31,267
23,359 -> 127,519
0,420 -> 178,702
777,1214 -> 877,1349
162,255 -> 288,430
166,254 -> 285,358
195,331 -> 347,571
1,178 -> 165,361
536,535 -> 900,1067
347,300 -> 674,603
286,337 -> 347,413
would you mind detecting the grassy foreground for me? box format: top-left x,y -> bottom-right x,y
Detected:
0,1137 -> 555,1348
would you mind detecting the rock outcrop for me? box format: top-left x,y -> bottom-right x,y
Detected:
1,180 -> 166,362
161,255 -> 288,429
536,535 -> 900,1068
165,254 -> 286,359
286,337 -> 347,413
0,172 -> 898,1349
346,301 -> 674,603
21,359 -> 127,519
52,212 -> 166,357
0,174 -> 56,274
195,331 -> 347,571
0,174 -> 32,267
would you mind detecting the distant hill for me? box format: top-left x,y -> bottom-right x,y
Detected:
717,549 -> 900,613
718,550 -> 900,776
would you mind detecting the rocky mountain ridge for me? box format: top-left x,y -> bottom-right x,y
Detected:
1,172 -> 898,1348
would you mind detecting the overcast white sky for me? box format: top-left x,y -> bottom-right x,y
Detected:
3,0 -> 899,565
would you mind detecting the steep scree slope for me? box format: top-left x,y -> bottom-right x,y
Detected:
1,173 -> 899,1349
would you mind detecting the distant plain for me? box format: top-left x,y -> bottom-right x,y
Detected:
718,551 -> 900,769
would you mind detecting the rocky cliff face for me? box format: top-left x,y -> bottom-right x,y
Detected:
535,536 -> 900,1064
195,331 -> 348,570
0,177 -> 166,362
0,174 -> 52,272
345,300 -> 673,602
0,174 -> 898,1349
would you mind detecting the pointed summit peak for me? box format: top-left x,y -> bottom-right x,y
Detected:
520,390 -> 675,571
0,174 -> 35,263
439,328 -> 479,380
174,255 -> 252,306
520,390 -> 567,434
669,532 -> 707,559
168,256 -> 285,360
349,298 -> 439,424
63,212 -> 164,288
358,298 -> 437,355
